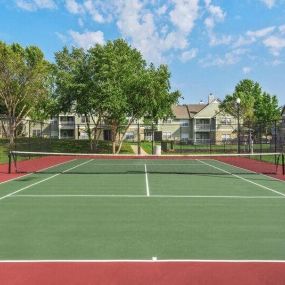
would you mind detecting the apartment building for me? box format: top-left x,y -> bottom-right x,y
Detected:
13,95 -> 237,144
161,95 -> 238,144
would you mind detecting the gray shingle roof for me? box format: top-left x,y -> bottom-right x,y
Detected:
172,104 -> 207,119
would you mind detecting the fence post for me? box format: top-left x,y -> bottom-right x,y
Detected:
274,120 -> 277,153
282,153 -> 285,175
28,120 -> 31,152
259,123 -> 262,160
137,122 -> 141,155
151,123 -> 154,155
209,121 -> 212,154
180,125 -> 182,153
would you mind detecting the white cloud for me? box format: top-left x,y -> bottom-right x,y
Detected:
65,0 -> 84,14
246,26 -> 276,38
271,59 -> 283,65
83,0 -> 106,23
263,35 -> 285,56
203,0 -> 231,46
242,66 -> 252,74
114,0 -> 200,63
156,4 -> 168,16
180,48 -> 198,62
279,25 -> 285,34
65,0 -> 112,23
204,0 -> 226,30
69,30 -> 105,49
16,0 -> 56,11
200,49 -> 248,67
62,0 -> 200,63
233,26 -> 276,48
170,0 -> 199,33
209,33 -> 232,46
55,32 -> 68,44
260,0 -> 276,8
78,18 -> 84,27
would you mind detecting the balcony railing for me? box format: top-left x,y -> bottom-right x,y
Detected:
195,124 -> 211,131
59,121 -> 75,125
195,139 -> 211,144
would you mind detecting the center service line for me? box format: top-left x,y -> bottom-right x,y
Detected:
144,164 -> 150,197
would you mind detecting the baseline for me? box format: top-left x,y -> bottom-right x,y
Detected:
197,159 -> 285,197
11,194 -> 285,199
0,159 -> 93,202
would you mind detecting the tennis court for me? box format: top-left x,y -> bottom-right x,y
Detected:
0,152 -> 285,284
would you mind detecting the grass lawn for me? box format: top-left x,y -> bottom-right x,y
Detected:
0,138 -> 134,164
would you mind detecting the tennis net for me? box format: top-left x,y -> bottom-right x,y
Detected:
8,151 -> 285,177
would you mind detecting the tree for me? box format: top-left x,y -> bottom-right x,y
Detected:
219,79 -> 261,123
219,79 -> 281,142
54,39 -> 180,154
88,39 -> 181,153
220,79 -> 280,122
254,92 -> 281,139
254,92 -> 281,123
0,41 -> 52,147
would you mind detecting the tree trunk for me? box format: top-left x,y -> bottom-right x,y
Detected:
91,114 -> 102,152
111,123 -> 117,154
1,120 -> 8,138
85,116 -> 93,151
8,117 -> 16,150
116,120 -> 134,154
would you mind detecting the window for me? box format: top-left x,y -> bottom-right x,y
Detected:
181,133 -> 189,142
60,116 -> 74,124
221,117 -> 232,125
81,116 -> 90,123
162,132 -> 172,140
32,129 -> 41,137
163,119 -> 172,124
125,132 -> 134,140
196,119 -> 210,125
180,120 -> 189,127
222,134 -> 231,141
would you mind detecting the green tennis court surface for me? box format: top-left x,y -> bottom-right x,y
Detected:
0,157 -> 285,261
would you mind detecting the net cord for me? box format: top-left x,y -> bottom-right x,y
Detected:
9,150 -> 283,158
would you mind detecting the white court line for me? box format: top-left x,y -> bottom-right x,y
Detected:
0,159 -> 78,186
12,194 -> 285,199
0,259 -> 285,263
197,159 -> 285,197
213,159 -> 285,184
0,159 -> 93,202
68,163 -> 204,166
144,164 -> 150,197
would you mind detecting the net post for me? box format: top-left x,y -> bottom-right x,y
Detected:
281,152 -> 285,175
8,151 -> 11,174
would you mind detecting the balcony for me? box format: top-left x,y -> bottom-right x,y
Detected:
59,121 -> 75,130
195,124 -> 211,131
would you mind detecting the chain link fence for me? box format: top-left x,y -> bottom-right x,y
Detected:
0,117 -> 284,157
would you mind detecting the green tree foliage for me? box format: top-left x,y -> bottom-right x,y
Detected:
0,41 -> 52,146
220,79 -> 281,123
89,39 -> 180,153
54,47 -> 104,150
55,39 -> 180,153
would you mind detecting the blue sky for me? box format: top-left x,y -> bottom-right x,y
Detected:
0,0 -> 285,106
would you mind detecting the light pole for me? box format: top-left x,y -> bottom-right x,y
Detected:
236,98 -> 241,154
